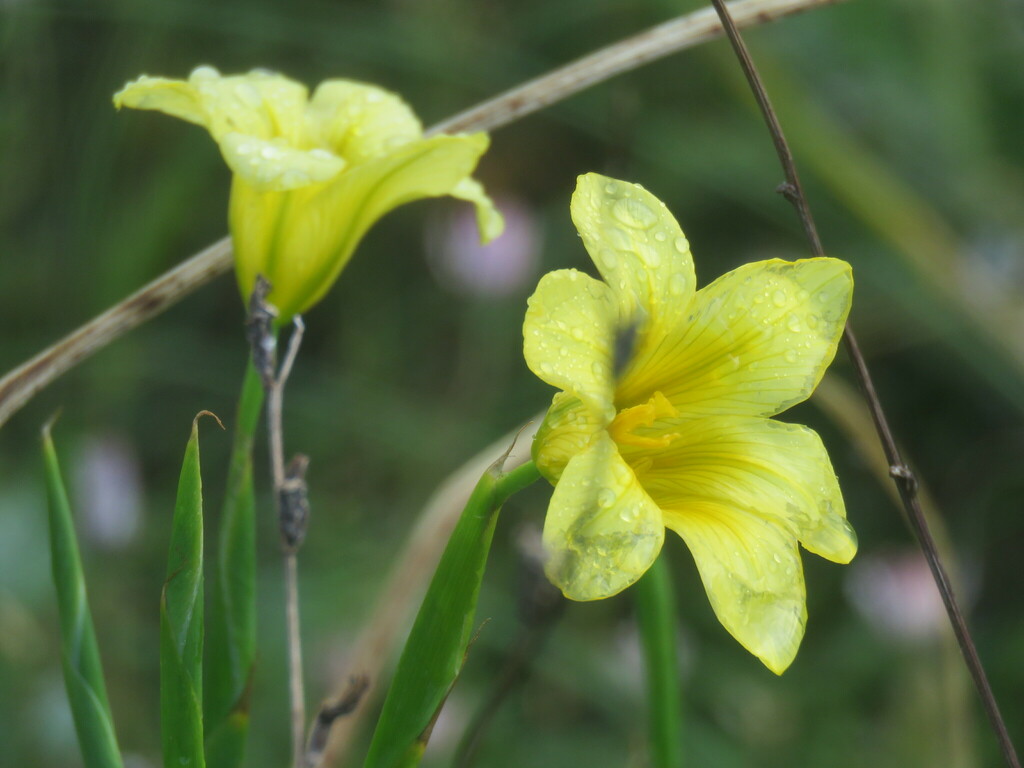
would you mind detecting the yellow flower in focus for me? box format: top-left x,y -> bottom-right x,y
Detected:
524,173 -> 857,673
115,66 -> 503,320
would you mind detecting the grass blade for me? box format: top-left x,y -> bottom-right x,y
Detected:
42,422 -> 125,768
363,458 -> 539,768
162,413 -> 217,768
204,362 -> 263,768
634,555 -> 683,768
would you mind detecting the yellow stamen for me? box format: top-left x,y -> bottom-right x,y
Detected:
608,391 -> 680,448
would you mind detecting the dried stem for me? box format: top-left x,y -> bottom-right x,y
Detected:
247,281 -> 311,768
0,0 -> 844,431
708,1 -> 1020,765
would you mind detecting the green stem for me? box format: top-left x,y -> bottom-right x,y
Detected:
204,359 -> 264,768
364,457 -> 540,768
634,554 -> 683,768
42,425 -> 125,768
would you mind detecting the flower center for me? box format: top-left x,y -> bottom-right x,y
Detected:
607,391 -> 680,448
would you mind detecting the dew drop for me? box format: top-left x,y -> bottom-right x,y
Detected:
571,327 -> 585,341
784,349 -> 798,363
600,249 -> 619,268
539,362 -> 554,375
674,237 -> 689,253
597,488 -> 617,508
591,361 -> 604,376
612,197 -> 658,228
772,289 -> 788,307
806,314 -> 819,329
668,273 -> 688,296
654,230 -> 667,243
786,314 -> 802,332
619,506 -> 639,522
605,182 -> 618,195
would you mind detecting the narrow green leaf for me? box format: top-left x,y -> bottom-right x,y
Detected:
162,413 -> 214,768
634,554 -> 683,768
204,362 -> 263,768
364,458 -> 540,768
42,423 -> 125,768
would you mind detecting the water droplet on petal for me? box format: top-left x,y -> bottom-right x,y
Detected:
669,273 -> 688,296
787,314 -> 802,332
539,362 -> 554,375
612,197 -> 658,228
784,349 -> 798,363
674,237 -> 689,253
600,249 -> 619,268
597,488 -> 617,508
772,289 -> 788,307
571,327 -> 585,341
654,230 -> 667,242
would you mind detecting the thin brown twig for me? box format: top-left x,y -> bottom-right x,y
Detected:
247,281 -> 311,768
0,0 -> 845,431
707,2 -> 1020,765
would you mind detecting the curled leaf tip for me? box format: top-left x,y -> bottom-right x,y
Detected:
41,409 -> 63,440
194,409 -> 225,431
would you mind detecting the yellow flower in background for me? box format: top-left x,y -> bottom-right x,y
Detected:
524,173 -> 856,674
115,66 -> 503,320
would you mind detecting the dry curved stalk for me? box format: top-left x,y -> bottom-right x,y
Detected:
0,0 -> 843,430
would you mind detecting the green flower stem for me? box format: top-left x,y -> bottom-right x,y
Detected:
634,554 -> 683,768
42,424 -> 125,768
204,359 -> 263,768
364,456 -> 540,768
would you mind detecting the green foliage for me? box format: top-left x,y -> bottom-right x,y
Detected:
364,459 -> 540,768
42,425 -> 125,768
634,555 -> 683,768
161,415 -> 211,768
204,363 -> 263,768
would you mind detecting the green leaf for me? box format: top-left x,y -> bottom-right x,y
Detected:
162,413 -> 214,768
634,554 -> 683,768
42,422 -> 125,768
364,458 -> 540,768
204,362 -> 263,768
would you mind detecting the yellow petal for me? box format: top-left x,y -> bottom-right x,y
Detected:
221,134 -> 346,191
532,392 -> 604,483
623,416 -> 856,564
231,133 -> 492,319
306,79 -> 423,163
543,431 -> 664,600
618,258 -> 852,418
570,173 -> 696,356
662,500 -> 807,674
115,66 -> 309,145
450,177 -> 505,243
523,270 -> 618,422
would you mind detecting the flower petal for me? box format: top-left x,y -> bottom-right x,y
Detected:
231,133 -> 493,319
532,393 -> 604,483
662,501 -> 807,674
523,270 -> 618,422
115,66 -> 309,144
618,258 -> 852,417
570,173 -> 696,349
623,416 -> 856,564
307,79 -> 422,163
450,177 -> 505,243
221,134 -> 346,191
543,431 -> 664,600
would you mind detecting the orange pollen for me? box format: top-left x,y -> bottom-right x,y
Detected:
607,391 -> 680,448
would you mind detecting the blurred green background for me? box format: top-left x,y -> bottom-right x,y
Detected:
2,0 -> 1023,765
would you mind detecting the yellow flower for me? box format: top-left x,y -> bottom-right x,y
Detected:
114,66 -> 503,320
524,173 -> 856,673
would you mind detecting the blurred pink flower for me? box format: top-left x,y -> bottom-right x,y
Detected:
845,549 -> 949,642
427,196 -> 540,297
